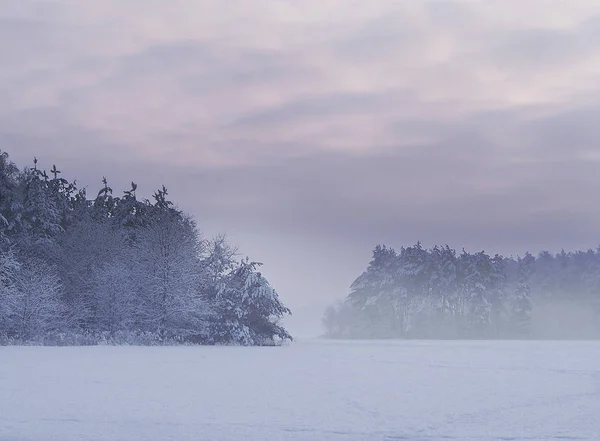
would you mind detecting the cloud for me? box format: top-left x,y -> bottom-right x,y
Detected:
3,1 -> 600,165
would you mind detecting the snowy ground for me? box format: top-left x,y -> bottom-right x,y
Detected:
1,339 -> 599,441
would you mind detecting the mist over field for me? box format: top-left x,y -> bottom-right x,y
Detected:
322,244 -> 600,340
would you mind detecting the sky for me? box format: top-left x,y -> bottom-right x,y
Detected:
2,0 -> 600,336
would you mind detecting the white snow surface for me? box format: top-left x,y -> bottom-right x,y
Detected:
1,339 -> 599,441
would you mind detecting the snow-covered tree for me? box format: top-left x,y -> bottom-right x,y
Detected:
88,257 -> 137,336
0,248 -> 20,336
0,150 -> 20,246
14,159 -> 63,257
215,258 -> 291,345
93,177 -> 117,220
399,243 -> 433,337
348,245 -> 405,337
4,259 -> 65,340
46,164 -> 79,229
428,245 -> 459,336
505,253 -> 534,337
459,251 -> 498,337
531,250 -> 557,300
200,234 -> 238,299
132,207 -> 209,341
57,213 -> 124,327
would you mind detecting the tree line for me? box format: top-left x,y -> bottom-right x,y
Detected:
324,243 -> 600,339
0,150 -> 292,345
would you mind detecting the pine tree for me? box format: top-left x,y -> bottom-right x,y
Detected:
531,250 -> 557,301
114,182 -> 148,232
200,235 -> 237,302
93,177 -> 117,220
216,258 -> 292,345
47,164 -> 78,228
15,158 -> 63,256
428,245 -> 459,337
458,251 -> 496,337
399,243 -> 434,337
0,150 -> 20,247
348,245 -> 403,337
506,253 -> 534,337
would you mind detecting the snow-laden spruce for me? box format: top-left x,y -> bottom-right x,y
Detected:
0,149 -> 292,346
324,243 -> 600,339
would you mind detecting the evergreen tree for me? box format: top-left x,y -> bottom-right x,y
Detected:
399,243 -> 433,337
507,252 -> 534,337
15,158 -> 63,257
348,245 -> 403,337
93,177 -> 117,220
459,251 -> 496,337
428,245 -> 459,337
216,258 -> 292,345
0,150 -> 20,247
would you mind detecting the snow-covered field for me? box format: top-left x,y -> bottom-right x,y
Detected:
1,339 -> 599,441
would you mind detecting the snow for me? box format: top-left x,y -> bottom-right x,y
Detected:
1,339 -> 599,441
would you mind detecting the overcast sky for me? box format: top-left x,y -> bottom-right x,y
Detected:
3,0 -> 600,336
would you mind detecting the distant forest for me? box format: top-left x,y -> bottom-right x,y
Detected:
324,243 -> 600,340
0,149 -> 292,346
